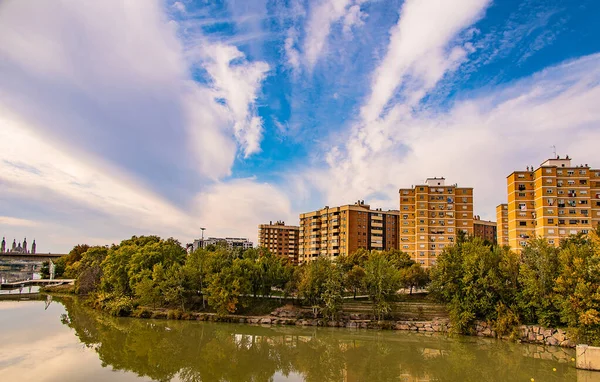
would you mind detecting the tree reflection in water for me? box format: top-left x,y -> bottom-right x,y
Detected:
58,297 -> 576,382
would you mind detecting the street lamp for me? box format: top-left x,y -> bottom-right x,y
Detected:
200,227 -> 206,248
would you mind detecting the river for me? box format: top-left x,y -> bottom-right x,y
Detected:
0,297 -> 589,382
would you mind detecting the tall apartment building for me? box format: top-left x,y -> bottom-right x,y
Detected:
496,204 -> 509,246
399,177 -> 474,267
507,156 -> 600,251
473,216 -> 497,244
298,201 -> 399,263
258,221 -> 300,264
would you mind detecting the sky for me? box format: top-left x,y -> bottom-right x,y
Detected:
1,0 -> 599,253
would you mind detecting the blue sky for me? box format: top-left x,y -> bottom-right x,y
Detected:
1,0 -> 599,252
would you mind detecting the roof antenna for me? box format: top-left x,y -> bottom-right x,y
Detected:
552,145 -> 557,159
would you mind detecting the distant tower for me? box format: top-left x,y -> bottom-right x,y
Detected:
32,240 -> 36,254
1,237 -> 5,253
12,239 -> 16,251
23,237 -> 28,254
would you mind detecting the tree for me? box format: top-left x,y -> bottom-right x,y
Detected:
517,238 -> 560,326
322,267 -> 344,320
554,238 -> 600,344
65,244 -> 91,266
429,238 -> 519,333
399,263 -> 429,294
363,252 -> 401,320
345,265 -> 366,299
205,261 -> 248,316
298,258 -> 332,316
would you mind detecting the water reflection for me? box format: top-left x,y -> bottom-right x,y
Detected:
55,298 -> 577,382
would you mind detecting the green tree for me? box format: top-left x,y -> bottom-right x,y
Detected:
298,258 -> 332,316
429,238 -> 519,333
554,237 -> 600,344
517,238 -> 560,326
399,263 -> 429,294
363,251 -> 401,320
345,265 -> 366,299
322,266 -> 344,320
206,260 -> 248,316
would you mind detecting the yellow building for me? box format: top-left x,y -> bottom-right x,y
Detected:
258,221 -> 299,264
496,204 -> 509,246
298,201 -> 399,263
399,177 -> 474,267
507,156 -> 600,252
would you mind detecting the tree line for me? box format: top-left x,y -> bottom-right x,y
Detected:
430,228 -> 600,345
46,227 -> 600,345
47,236 -> 428,320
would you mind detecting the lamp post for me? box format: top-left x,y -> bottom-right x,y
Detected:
199,227 -> 206,309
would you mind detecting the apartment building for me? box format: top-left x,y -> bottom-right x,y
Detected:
473,216 -> 497,244
191,237 -> 253,252
399,177 -> 474,267
507,156 -> 600,251
298,201 -> 399,263
258,221 -> 300,264
496,204 -> 509,246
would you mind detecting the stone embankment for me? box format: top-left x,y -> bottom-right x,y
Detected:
146,305 -> 574,348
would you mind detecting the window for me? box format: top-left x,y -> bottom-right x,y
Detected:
546,168 -> 552,174
547,189 -> 554,194
548,218 -> 554,224
546,179 -> 552,184
519,221 -> 527,226
548,240 -> 555,245
548,229 -> 555,234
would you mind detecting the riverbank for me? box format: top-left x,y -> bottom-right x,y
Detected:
127,307 -> 575,348
40,286 -> 575,348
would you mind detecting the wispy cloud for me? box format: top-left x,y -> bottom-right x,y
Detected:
300,53 -> 600,220
0,216 -> 39,228
303,0 -> 368,69
361,0 -> 491,122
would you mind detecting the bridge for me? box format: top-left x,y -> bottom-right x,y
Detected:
0,253 -> 66,262
0,278 -> 74,289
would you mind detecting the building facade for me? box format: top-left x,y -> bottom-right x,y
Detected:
496,204 -> 509,246
190,237 -> 253,252
399,177 -> 474,267
473,216 -> 497,244
258,221 -> 300,264
298,201 -> 399,263
506,156 -> 600,252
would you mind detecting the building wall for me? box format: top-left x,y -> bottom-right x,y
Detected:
298,202 -> 399,263
496,204 -> 509,246
506,158 -> 600,252
473,218 -> 497,243
399,180 -> 474,267
258,222 -> 299,264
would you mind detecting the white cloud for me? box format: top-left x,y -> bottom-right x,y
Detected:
303,0 -> 367,69
0,0 -> 285,251
0,113 -> 196,236
301,54 -> 600,221
342,4 -> 367,35
0,217 -> 39,228
197,43 -> 270,158
285,28 -> 302,73
193,179 -> 296,244
361,0 -> 491,122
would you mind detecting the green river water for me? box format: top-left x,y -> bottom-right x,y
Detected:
0,297 -> 593,382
